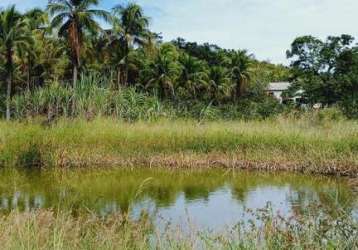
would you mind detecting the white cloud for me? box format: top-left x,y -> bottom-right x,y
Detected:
137,0 -> 358,64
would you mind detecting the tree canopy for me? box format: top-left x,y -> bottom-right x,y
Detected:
0,1 -> 356,119
287,34 -> 358,113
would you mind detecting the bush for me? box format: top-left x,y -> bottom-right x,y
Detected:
340,96 -> 358,119
317,107 -> 345,122
17,143 -> 44,169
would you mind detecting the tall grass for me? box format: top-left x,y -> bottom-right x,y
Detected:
3,73 -> 357,121
10,75 -> 172,121
0,118 -> 357,175
3,73 -> 289,121
0,205 -> 356,249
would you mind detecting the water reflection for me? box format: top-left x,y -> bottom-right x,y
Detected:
0,168 -> 356,230
0,192 -> 45,211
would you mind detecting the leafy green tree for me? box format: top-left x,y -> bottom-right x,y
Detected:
47,0 -> 110,88
287,34 -> 356,105
286,36 -> 323,73
173,38 -> 228,66
334,47 -> 358,117
0,6 -> 33,120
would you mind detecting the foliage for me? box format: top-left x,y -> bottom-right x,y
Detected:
287,35 -> 358,117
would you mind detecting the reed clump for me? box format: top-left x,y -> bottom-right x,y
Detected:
0,117 -> 357,175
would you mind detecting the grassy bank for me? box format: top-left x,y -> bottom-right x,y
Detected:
0,117 -> 357,176
1,206 -> 356,250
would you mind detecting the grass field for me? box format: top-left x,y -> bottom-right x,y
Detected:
0,116 -> 357,176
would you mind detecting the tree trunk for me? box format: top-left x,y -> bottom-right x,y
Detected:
6,74 -> 12,121
5,49 -> 13,121
117,68 -> 121,89
236,78 -> 246,102
71,64 -> 78,117
27,56 -> 31,91
236,81 -> 241,101
123,59 -> 128,86
27,67 -> 31,91
73,64 -> 78,88
123,43 -> 129,86
125,67 -> 128,86
69,21 -> 80,89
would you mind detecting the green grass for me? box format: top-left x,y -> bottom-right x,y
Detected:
0,117 -> 357,175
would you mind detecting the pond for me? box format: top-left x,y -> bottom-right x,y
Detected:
0,168 -> 357,231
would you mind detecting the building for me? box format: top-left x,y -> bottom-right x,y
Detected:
266,82 -> 290,103
266,82 -> 303,104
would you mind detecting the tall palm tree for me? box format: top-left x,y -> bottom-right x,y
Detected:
47,0 -> 110,88
0,6 -> 33,120
179,54 -> 209,99
142,44 -> 182,98
208,66 -> 232,103
20,8 -> 49,90
111,3 -> 149,86
229,50 -> 251,101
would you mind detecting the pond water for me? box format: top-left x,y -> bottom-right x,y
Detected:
0,168 -> 357,231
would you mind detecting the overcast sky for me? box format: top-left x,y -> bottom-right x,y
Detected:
2,0 -> 358,64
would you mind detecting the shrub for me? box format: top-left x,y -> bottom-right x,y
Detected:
340,96 -> 358,119
17,143 -> 44,169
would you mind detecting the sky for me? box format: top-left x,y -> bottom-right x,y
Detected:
2,0 -> 358,64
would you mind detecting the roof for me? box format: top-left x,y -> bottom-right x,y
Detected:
267,82 -> 291,91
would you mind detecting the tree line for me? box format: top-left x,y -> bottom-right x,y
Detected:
0,0 -> 356,120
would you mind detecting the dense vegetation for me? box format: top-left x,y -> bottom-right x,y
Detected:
287,35 -> 358,117
0,117 -> 357,175
0,1 -> 356,121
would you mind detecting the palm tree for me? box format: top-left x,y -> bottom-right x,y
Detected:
104,28 -> 128,88
111,3 -> 149,86
229,50 -> 251,101
20,8 -> 49,90
0,6 -> 33,120
178,54 -> 209,99
208,66 -> 232,103
142,44 -> 182,98
47,0 -> 110,88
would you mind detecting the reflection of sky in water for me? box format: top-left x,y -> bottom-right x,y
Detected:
0,174 -> 357,232
130,185 -> 351,231
1,193 -> 45,212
